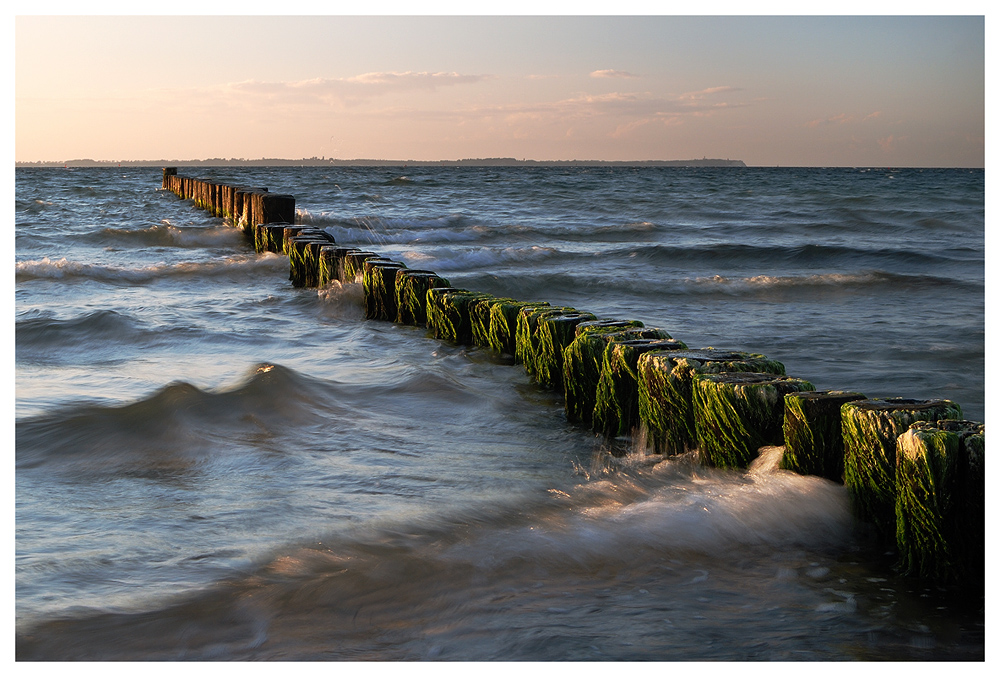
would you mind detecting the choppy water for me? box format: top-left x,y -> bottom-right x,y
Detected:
14,166 -> 984,660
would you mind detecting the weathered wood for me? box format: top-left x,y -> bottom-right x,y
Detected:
780,390 -> 867,481
637,349 -> 786,456
895,419 -> 984,586
487,300 -> 550,357
469,296 -> 517,349
362,259 -> 407,320
426,288 -> 492,344
534,312 -> 598,390
841,398 -> 963,539
693,372 -> 815,468
515,306 -> 578,380
395,270 -> 450,325
593,338 -> 688,441
563,326 -> 674,427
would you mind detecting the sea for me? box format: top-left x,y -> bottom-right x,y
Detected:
13,165 -> 985,661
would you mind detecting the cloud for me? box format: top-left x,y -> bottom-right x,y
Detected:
181,71 -> 494,110
344,71 -> 490,88
877,135 -> 905,152
679,86 -> 737,100
590,69 -> 639,79
806,111 -> 884,128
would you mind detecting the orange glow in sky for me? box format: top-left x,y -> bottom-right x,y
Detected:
14,13 -> 985,167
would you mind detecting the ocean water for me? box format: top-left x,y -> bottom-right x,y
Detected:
14,166 -> 984,660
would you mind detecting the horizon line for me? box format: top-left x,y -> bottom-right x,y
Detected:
14,157 -> 984,169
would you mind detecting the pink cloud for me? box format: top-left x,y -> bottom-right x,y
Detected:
590,69 -> 639,79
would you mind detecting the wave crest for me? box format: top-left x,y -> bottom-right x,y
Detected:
16,254 -> 288,284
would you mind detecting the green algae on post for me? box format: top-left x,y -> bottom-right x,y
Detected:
533,312 -> 598,389
780,390 -> 866,481
895,419 -> 983,587
637,349 -> 786,456
341,251 -> 379,283
515,306 -> 577,379
469,296 -> 517,349
841,398 -> 963,540
574,318 -> 646,337
487,300 -> 550,357
287,235 -> 331,287
563,326 -> 675,427
362,260 -> 407,320
319,247 -> 359,286
426,288 -> 492,344
395,270 -> 450,325
693,372 -> 815,468
592,338 -> 687,440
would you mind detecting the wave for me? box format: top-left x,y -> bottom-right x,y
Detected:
83,222 -> 245,248
298,210 -> 660,247
15,253 -> 288,284
16,309 -> 147,350
400,245 -> 561,271
610,242 -> 976,268
15,361 -> 495,475
456,268 -> 978,307
14,363 -> 340,473
14,448 -> 855,660
681,270 -> 981,293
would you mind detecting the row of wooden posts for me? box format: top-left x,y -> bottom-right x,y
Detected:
162,169 -> 984,590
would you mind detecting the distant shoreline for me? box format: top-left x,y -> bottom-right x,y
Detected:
16,157 -> 748,169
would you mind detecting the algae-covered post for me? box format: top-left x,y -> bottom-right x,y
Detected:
693,372 -> 814,468
362,259 -> 407,321
895,419 -> 984,587
635,348 -> 784,456
487,300 -> 550,357
515,306 -> 578,378
841,398 -> 963,540
533,312 -> 598,390
426,288 -> 495,344
562,323 -> 668,427
592,337 -> 687,441
395,270 -> 451,326
781,390 -> 866,481
467,296 -> 513,349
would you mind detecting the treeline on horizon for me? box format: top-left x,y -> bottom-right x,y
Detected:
16,157 -> 748,168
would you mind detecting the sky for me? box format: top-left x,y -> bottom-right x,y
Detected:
13,11 -> 987,167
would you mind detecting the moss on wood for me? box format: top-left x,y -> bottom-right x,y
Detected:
426,288 -> 492,343
841,398 -> 962,540
362,260 -> 406,320
693,372 -> 815,468
781,390 -> 867,481
574,319 -> 645,337
254,223 -> 291,254
394,270 -> 450,325
287,236 -> 329,287
318,247 -> 358,286
469,296 -> 517,349
515,306 -> 577,379
341,251 -> 379,283
487,300 -> 550,356
895,419 -> 983,587
593,338 -> 688,441
637,349 -> 785,456
534,312 -> 598,389
563,327 -> 678,427
895,422 -> 958,583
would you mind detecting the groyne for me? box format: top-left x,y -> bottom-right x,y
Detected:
161,169 -> 985,591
